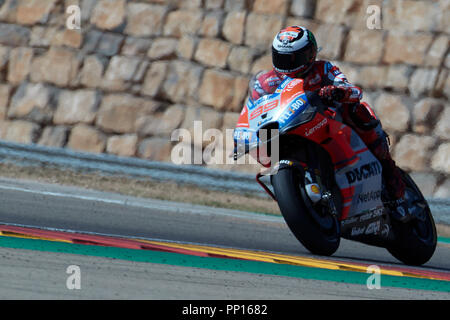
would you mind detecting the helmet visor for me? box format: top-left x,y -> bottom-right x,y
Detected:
272,43 -> 316,74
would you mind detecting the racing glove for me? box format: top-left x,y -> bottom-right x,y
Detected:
319,85 -> 352,103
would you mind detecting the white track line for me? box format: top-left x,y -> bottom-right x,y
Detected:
0,183 -> 284,224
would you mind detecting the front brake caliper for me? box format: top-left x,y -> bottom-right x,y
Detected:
321,192 -> 338,216
304,170 -> 322,204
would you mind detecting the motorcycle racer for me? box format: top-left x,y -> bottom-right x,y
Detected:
246,26 -> 407,217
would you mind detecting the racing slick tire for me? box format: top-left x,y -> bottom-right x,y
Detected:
271,166 -> 340,256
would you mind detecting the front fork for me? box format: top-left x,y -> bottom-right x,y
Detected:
303,166 -> 338,217
257,160 -> 338,217
256,159 -> 307,202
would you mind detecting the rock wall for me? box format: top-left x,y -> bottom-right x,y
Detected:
0,0 -> 448,197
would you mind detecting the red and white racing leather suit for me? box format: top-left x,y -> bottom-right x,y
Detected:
248,60 -> 405,199
251,60 -> 359,103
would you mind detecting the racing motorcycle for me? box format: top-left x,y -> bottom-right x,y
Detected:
233,77 -> 437,266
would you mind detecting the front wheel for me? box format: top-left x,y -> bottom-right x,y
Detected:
386,170 -> 437,266
271,166 -> 340,256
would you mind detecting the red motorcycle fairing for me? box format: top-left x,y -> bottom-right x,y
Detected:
288,111 -> 384,222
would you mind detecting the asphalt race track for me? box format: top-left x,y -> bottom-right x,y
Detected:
0,177 -> 449,300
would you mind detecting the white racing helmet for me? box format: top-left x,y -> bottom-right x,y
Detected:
272,26 -> 318,77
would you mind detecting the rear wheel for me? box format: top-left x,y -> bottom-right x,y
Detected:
386,170 -> 437,266
271,166 -> 340,256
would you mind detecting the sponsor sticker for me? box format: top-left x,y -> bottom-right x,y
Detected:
305,118 -> 327,137
311,185 -> 320,194
345,161 -> 382,184
279,96 -> 307,124
357,190 -> 382,204
279,160 -> 293,166
365,220 -> 381,235
332,69 -> 341,76
285,79 -> 303,92
342,206 -> 384,226
351,226 -> 365,236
